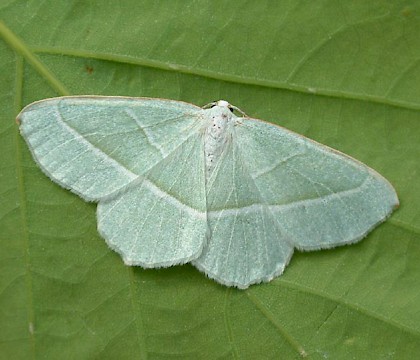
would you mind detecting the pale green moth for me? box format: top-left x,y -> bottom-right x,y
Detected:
18,97 -> 399,289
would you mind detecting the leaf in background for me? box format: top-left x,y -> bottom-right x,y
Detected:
1,1 -> 419,359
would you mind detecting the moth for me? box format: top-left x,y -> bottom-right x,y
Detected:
18,97 -> 398,288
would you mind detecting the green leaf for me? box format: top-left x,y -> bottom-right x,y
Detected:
1,1 -> 419,358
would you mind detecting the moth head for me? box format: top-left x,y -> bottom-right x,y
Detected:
213,100 -> 234,112
203,100 -> 247,117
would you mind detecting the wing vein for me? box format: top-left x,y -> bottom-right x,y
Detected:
208,176 -> 370,218
54,106 -> 138,180
124,109 -> 166,157
252,151 -> 306,179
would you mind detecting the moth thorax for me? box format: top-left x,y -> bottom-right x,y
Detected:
204,111 -> 233,175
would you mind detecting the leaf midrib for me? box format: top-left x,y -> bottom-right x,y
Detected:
1,20 -> 419,112
33,46 -> 420,112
